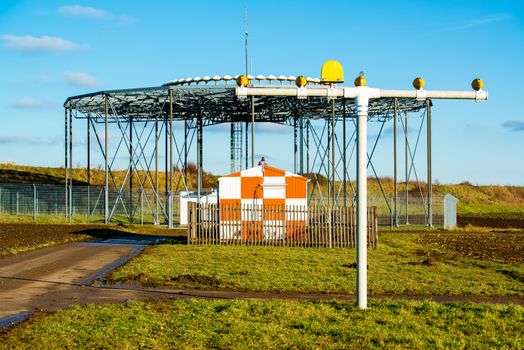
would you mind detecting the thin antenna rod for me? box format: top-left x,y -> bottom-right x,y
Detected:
244,8 -> 249,76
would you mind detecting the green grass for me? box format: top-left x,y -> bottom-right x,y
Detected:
0,213 -> 180,225
0,163 -> 218,188
106,234 -> 524,296
1,299 -> 521,349
458,204 -> 524,216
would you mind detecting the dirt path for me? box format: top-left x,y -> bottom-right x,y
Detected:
0,235 -> 167,321
85,285 -> 524,305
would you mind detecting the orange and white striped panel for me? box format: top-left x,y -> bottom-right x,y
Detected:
218,165 -> 307,241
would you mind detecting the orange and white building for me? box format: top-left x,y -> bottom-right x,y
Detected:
218,164 -> 308,240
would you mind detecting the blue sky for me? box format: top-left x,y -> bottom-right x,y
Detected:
0,0 -> 523,185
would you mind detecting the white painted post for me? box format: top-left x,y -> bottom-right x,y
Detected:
356,89 -> 368,309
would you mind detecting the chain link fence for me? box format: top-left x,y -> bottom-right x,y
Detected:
0,183 -> 179,224
0,182 -> 446,226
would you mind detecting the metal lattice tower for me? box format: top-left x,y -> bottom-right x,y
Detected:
230,122 -> 243,173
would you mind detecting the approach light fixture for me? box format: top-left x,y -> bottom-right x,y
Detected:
413,77 -> 425,90
236,75 -> 249,87
295,75 -> 307,88
471,78 -> 484,91
354,71 -> 366,87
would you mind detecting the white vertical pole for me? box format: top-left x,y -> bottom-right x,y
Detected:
169,90 -> 174,229
104,95 -> 109,224
356,91 -> 368,309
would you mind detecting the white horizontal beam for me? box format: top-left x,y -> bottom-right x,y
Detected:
379,89 -> 487,100
236,86 -> 488,101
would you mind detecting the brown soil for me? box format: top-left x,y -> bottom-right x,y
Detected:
458,215 -> 524,229
0,224 -> 99,255
0,223 -> 186,256
418,232 -> 524,264
170,274 -> 223,288
407,258 -> 435,267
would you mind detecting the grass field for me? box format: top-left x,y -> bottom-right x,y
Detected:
105,232 -> 524,296
1,226 -> 522,349
1,299 -> 522,349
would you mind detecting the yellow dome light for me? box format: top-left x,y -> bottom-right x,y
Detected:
320,60 -> 344,84
295,75 -> 307,88
471,78 -> 484,91
354,71 -> 366,87
413,77 -> 425,90
236,75 -> 249,87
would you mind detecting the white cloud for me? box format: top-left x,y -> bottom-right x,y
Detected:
502,120 -> 524,132
461,15 -> 512,29
1,34 -> 85,53
205,123 -> 291,134
11,98 -> 51,109
256,123 -> 290,134
58,5 -> 112,19
0,134 -> 59,146
57,5 -> 137,24
63,72 -> 101,87
415,14 -> 512,39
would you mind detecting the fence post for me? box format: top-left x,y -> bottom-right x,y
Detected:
70,188 -> 74,223
189,202 -> 198,242
32,184 -> 37,222
0,186 -> 2,217
375,207 -> 379,248
189,201 -> 197,244
187,201 -> 191,244
168,191 -> 173,229
140,189 -> 144,225
87,185 -> 90,222
16,191 -> 19,216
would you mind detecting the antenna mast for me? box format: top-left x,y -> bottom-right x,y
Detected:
230,9 -> 249,173
245,8 -> 249,76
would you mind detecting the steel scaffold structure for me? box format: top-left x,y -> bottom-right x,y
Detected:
64,83 -> 434,227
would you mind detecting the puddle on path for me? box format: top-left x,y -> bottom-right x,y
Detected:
0,236 -> 165,333
0,312 -> 31,333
